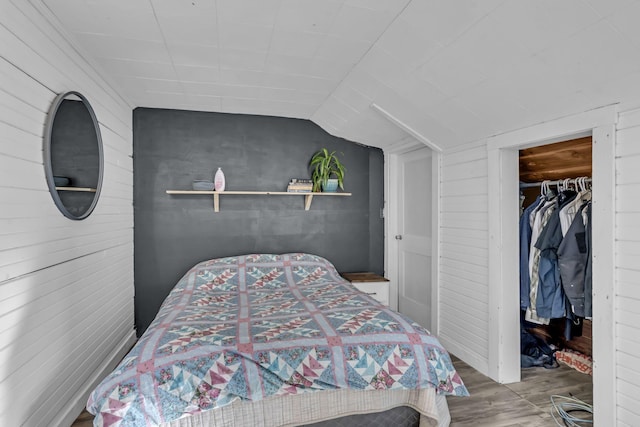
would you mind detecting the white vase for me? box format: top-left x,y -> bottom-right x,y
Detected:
214,167 -> 225,192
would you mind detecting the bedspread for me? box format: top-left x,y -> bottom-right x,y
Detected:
87,253 -> 467,426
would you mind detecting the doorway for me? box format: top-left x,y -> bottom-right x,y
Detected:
386,145 -> 439,332
517,136 -> 594,415
486,105 -> 616,426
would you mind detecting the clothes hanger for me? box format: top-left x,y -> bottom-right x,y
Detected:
544,180 -> 556,200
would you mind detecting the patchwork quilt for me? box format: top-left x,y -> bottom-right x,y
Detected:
87,253 -> 468,426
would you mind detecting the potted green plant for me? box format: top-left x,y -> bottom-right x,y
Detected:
309,148 -> 346,192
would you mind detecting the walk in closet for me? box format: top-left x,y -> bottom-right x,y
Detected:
518,136 -> 593,371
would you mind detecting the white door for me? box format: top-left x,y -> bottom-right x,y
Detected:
396,147 -> 437,331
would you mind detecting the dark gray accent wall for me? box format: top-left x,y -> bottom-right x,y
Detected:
133,108 -> 384,335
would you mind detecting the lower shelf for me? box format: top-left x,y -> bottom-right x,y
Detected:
55,186 -> 97,192
165,190 -> 352,212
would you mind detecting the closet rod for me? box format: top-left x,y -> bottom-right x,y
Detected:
519,177 -> 592,189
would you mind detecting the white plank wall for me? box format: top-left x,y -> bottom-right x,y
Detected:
437,110 -> 640,426
613,109 -> 640,426
0,1 -> 135,426
438,141 -> 490,374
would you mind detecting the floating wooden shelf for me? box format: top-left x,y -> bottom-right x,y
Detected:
55,186 -> 97,192
165,190 -> 352,212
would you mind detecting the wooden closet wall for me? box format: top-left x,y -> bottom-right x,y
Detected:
519,136 -> 593,356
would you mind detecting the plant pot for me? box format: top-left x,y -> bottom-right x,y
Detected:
322,178 -> 339,192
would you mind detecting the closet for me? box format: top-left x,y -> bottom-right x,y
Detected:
519,136 -> 593,360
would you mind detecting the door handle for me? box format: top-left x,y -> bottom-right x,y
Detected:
395,235 -> 402,240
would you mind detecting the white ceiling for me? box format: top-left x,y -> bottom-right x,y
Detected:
40,0 -> 640,150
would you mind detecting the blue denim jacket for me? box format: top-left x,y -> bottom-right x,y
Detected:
520,196 -> 543,310
535,207 -> 566,319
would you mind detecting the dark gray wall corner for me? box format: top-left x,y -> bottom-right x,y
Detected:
133,108 -> 385,335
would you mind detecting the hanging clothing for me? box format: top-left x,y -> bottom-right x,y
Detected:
520,195 -> 543,310
534,190 -> 577,319
534,206 -> 565,319
526,199 -> 556,325
519,181 -> 592,332
558,204 -> 589,318
558,190 -> 591,236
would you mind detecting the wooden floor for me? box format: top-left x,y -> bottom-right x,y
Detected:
447,355 -> 592,427
73,356 -> 592,427
71,408 -> 93,427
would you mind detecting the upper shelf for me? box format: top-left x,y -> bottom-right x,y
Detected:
165,190 -> 352,212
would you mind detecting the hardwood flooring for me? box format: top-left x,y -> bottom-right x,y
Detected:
447,355 -> 592,427
71,408 -> 93,427
72,356 -> 592,427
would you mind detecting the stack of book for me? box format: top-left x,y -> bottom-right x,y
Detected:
287,178 -> 313,193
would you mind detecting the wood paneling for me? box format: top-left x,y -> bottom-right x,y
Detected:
614,113 -> 640,426
439,144 -> 490,372
0,1 -> 134,426
519,136 -> 592,183
519,137 -> 593,207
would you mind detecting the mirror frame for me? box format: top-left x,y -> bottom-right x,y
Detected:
43,91 -> 104,220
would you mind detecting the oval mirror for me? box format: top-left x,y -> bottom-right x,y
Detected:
44,91 -> 103,220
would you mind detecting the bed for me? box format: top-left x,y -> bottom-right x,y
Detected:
87,253 -> 468,426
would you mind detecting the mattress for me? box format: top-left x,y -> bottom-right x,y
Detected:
88,253 -> 467,426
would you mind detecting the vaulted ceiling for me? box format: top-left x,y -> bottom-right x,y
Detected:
40,0 -> 640,151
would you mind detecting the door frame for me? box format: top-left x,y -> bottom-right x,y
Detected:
385,140 -> 440,334
486,105 -> 617,426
